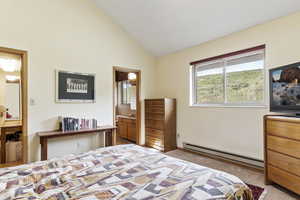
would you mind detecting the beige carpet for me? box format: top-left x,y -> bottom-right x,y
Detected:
165,149 -> 299,200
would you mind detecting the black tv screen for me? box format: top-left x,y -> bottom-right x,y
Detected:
270,61 -> 300,113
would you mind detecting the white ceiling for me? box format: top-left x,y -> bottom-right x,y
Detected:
95,0 -> 300,56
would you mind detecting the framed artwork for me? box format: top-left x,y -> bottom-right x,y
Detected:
56,70 -> 95,103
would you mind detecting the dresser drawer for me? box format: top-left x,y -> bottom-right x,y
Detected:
146,135 -> 164,147
267,120 -> 300,140
146,128 -> 164,139
145,119 -> 164,130
268,165 -> 300,195
268,150 -> 300,177
145,100 -> 164,106
145,113 -> 164,120
267,135 -> 300,159
145,106 -> 164,114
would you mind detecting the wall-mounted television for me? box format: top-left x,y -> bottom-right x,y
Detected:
270,61 -> 300,115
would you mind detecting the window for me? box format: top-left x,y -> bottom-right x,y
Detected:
190,46 -> 265,106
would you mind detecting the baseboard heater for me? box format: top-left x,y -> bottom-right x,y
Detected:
183,142 -> 264,168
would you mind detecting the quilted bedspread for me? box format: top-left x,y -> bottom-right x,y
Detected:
0,144 -> 253,200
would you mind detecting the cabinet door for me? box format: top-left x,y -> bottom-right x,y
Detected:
127,122 -> 136,142
118,122 -> 127,139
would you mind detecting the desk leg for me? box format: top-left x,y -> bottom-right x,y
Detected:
112,129 -> 116,146
105,130 -> 112,147
40,137 -> 48,161
105,129 -> 116,147
1,128 -> 6,164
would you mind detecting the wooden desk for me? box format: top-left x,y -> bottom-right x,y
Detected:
0,121 -> 22,164
37,125 -> 116,161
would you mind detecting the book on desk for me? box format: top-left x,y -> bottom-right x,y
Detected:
59,116 -> 98,132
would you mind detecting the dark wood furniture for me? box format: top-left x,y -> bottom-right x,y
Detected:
117,116 -> 136,142
264,115 -> 300,195
145,98 -> 176,152
0,121 -> 22,165
37,125 -> 116,161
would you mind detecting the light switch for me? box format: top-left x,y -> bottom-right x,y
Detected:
30,98 -> 36,106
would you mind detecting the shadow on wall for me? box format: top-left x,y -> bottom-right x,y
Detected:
29,134 -> 40,162
41,117 -> 60,131
29,117 -> 62,162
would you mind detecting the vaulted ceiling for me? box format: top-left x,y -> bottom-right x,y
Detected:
95,0 -> 300,56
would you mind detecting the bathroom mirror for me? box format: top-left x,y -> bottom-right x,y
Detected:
118,80 -> 136,110
5,81 -> 21,120
0,52 -> 22,121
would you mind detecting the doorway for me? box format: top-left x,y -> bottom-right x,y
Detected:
0,46 -> 28,168
113,67 -> 141,145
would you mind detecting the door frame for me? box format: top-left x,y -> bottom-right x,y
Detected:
112,66 -> 141,145
0,46 -> 28,165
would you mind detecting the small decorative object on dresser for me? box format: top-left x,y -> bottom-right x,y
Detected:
56,70 -> 95,103
145,98 -> 176,152
264,115 -> 300,195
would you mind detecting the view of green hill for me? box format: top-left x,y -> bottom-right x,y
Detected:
196,69 -> 263,104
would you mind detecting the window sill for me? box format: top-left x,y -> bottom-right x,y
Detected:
190,104 -> 268,108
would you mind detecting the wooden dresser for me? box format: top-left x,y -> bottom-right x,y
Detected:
145,98 -> 176,152
264,115 -> 300,195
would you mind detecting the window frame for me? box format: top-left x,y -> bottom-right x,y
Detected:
190,46 -> 267,108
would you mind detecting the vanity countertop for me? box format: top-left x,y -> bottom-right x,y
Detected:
116,115 -> 136,120
0,120 -> 22,128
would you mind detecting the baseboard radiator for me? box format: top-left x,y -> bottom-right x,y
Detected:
183,142 -> 264,168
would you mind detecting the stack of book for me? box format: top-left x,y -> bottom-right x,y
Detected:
59,117 -> 98,132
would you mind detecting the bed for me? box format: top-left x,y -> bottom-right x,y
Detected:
0,144 -> 253,200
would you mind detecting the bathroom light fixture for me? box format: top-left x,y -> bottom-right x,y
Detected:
128,72 -> 136,80
0,58 -> 21,72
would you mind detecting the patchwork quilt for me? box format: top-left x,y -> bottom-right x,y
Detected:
0,144 -> 253,200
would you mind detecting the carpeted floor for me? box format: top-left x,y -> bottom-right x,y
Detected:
165,149 -> 299,200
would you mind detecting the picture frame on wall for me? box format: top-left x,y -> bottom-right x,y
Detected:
56,70 -> 95,103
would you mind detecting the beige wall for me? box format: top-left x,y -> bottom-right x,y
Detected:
0,71 -> 5,106
0,0 -> 156,161
156,11 -> 300,160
